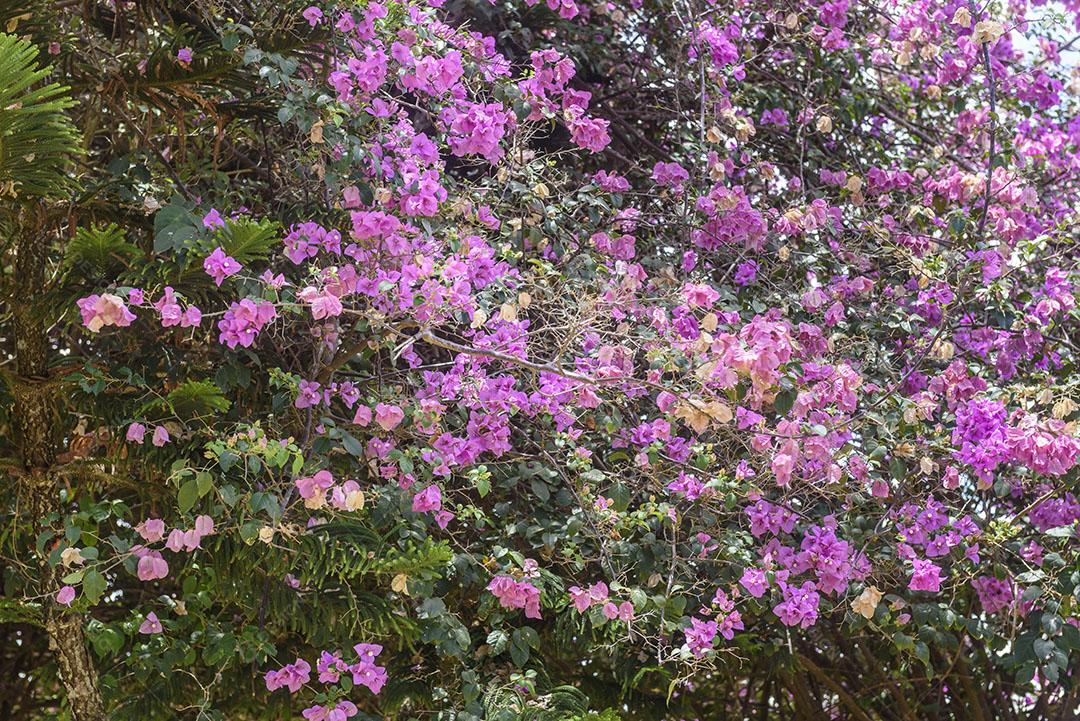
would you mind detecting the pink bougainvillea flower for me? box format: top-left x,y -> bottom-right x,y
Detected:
151,286 -> 202,328
165,529 -> 185,553
587,582 -> 609,605
734,260 -> 759,286
350,661 -> 387,694
302,6 -> 323,26
651,161 -> 689,189
569,586 -> 591,613
434,510 -> 454,529
203,247 -> 242,286
341,185 -> 362,208
487,575 -> 542,619
684,617 -> 717,657
180,529 -> 203,551
302,705 -> 329,721
137,551 -> 169,581
56,586 -> 76,606
202,208 -> 225,229
374,403 -> 404,431
601,600 -> 634,621
151,425 -> 170,447
260,269 -> 286,289
909,558 -> 944,593
739,567 -> 769,598
181,306 -> 202,327
77,294 -> 137,332
194,514 -> 214,536
218,299 -> 276,348
683,282 -> 720,308
265,658 -> 311,693
294,379 -> 325,409
298,286 -> 343,319
352,404 -> 372,426
332,701 -> 359,720
136,518 -> 166,543
773,582 -> 820,628
296,470 -> 334,504
353,643 -> 382,664
126,422 -> 147,444
154,286 -> 187,328
139,611 -> 163,634
411,485 -> 442,513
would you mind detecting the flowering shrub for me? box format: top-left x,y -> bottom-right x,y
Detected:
3,0 -> 1080,719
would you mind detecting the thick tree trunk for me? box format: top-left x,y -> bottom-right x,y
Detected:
12,203 -> 106,721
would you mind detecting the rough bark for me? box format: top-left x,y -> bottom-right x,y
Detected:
796,652 -> 877,721
12,203 -> 106,721
786,670 -> 823,720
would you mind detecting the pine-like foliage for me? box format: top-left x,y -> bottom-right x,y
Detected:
0,32 -> 79,199
63,224 -> 140,278
214,217 -> 281,264
484,685 -> 622,721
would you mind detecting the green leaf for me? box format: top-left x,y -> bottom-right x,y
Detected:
1041,614 -> 1062,635
153,198 -> 201,253
475,474 -> 491,498
239,520 -> 262,543
774,389 -> 797,415
178,479 -> 200,514
219,450 -> 240,472
341,433 -> 364,457
251,492 -> 282,520
608,482 -> 631,511
204,632 -> 237,666
1015,663 -> 1036,686
82,569 -> 107,604
530,478 -> 550,502
913,641 -> 931,672
487,629 -> 508,655
516,626 -> 540,648
61,570 -> 85,584
509,630 -> 530,666
90,626 -> 124,657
